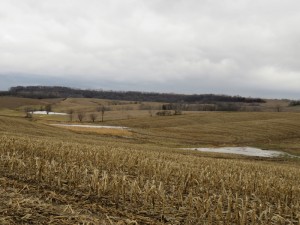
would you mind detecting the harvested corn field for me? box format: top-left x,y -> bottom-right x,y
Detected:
1,108 -> 300,224
1,133 -> 300,224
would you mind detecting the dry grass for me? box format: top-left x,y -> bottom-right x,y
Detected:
0,96 -> 61,109
0,133 -> 299,224
59,126 -> 132,137
107,112 -> 300,155
0,97 -> 300,224
51,98 -> 156,112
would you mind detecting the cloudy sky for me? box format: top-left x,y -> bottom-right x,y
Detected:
0,0 -> 299,98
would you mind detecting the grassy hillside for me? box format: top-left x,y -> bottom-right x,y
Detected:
0,97 -> 300,224
105,112 -> 300,155
1,96 -> 299,115
0,96 -> 61,109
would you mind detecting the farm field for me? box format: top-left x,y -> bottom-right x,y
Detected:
0,96 -> 300,224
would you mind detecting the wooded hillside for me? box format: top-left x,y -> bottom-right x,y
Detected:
6,86 -> 265,103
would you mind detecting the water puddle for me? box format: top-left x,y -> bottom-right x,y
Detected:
51,124 -> 128,130
183,147 -> 291,157
32,111 -> 67,115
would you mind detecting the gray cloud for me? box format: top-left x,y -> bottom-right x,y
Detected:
0,0 -> 300,98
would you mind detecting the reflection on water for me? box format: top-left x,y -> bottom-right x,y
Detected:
51,124 -> 128,130
32,111 -> 67,115
184,147 -> 287,157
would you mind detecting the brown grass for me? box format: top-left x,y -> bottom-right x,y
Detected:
0,133 -> 299,224
106,112 -> 300,155
59,126 -> 132,137
0,96 -> 61,109
0,98 -> 300,224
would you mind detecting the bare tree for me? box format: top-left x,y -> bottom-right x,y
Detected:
275,104 -> 282,112
67,109 -> 74,122
89,113 -> 97,122
45,104 -> 52,114
174,104 -> 183,115
77,112 -> 85,122
24,107 -> 33,118
156,111 -> 172,116
101,106 -> 106,122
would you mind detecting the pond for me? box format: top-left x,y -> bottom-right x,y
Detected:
51,124 -> 128,130
32,111 -> 67,115
183,146 -> 290,157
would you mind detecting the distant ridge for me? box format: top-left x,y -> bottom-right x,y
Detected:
3,86 -> 265,104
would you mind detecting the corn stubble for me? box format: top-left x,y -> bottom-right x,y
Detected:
0,135 -> 299,224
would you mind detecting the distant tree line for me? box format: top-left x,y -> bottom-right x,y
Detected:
6,86 -> 265,104
0,91 -> 9,96
161,102 -> 244,112
289,100 -> 300,106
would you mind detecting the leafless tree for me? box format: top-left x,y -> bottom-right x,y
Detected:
156,111 -> 172,116
94,104 -> 109,122
67,109 -> 74,121
174,104 -> 183,115
24,107 -> 33,118
275,104 -> 282,112
45,104 -> 52,114
101,106 -> 106,122
89,113 -> 97,122
77,112 -> 85,122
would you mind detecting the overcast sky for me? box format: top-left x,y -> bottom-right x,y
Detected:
0,0 -> 299,98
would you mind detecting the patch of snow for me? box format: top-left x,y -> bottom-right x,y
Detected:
51,124 -> 128,130
183,147 -> 288,157
31,111 -> 67,115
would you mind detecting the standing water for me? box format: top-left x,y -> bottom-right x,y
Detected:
183,146 -> 293,157
51,124 -> 128,130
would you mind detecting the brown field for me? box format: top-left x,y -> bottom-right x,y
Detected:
0,96 -> 62,109
0,97 -> 299,224
55,125 -> 133,137
106,112 -> 300,155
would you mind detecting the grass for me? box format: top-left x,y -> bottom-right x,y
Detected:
56,125 -> 132,137
0,96 -> 61,109
0,126 -> 299,224
0,97 -> 300,224
106,112 -> 300,155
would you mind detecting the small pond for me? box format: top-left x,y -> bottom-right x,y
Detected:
32,111 -> 67,115
51,124 -> 128,130
183,147 -> 291,158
